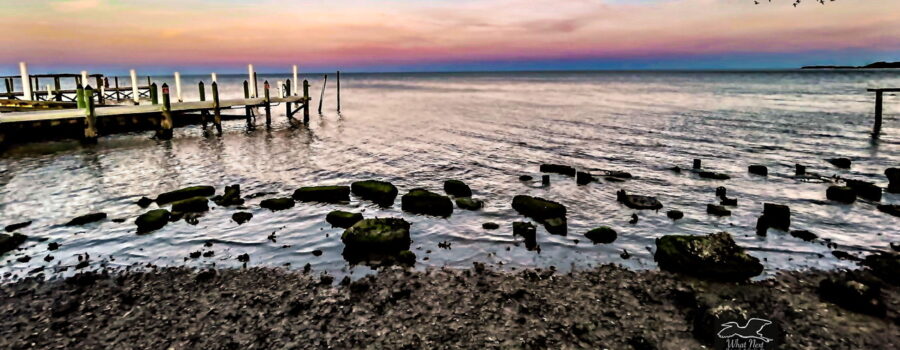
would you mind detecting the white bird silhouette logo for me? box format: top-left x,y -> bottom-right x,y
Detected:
717,318 -> 773,343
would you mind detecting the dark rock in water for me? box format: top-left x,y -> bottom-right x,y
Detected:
212,184 -> 244,206
237,253 -> 250,263
616,190 -> 662,210
540,164 -> 576,176
518,175 -> 533,181
604,171 -> 632,179
454,197 -> 484,211
17,256 -> 30,263
756,216 -> 769,236
886,168 -> 900,193
137,196 -> 153,208
156,186 -> 215,205
790,230 -> 817,242
891,242 -> 900,252
183,212 -> 201,226
669,166 -> 682,173
232,212 -> 253,225
844,179 -> 881,201
832,250 -> 860,261
401,189 -> 453,217
654,232 -> 763,281
818,274 -> 886,317
512,222 -> 537,250
65,212 -> 107,226
512,195 -> 567,223
715,186 -> 727,199
877,204 -> 900,218
826,186 -> 856,203
719,197 -> 737,206
667,210 -> 684,220
763,203 -> 791,231
575,172 -> 593,185
826,158 -> 851,169
482,222 -> 499,230
260,198 -> 295,211
629,214 -> 638,225
542,217 -> 567,235
135,209 -> 171,234
0,233 -> 27,255
698,171 -> 730,180
312,250 -> 323,256
603,176 -> 624,183
748,164 -> 768,176
48,242 -> 60,251
541,175 -> 550,185
443,180 -> 472,197
341,218 -> 411,253
863,252 -> 899,285
170,196 -> 209,213
325,210 -> 363,228
189,251 -> 201,259
706,204 -> 731,217
693,159 -> 702,169
795,164 -> 806,176
292,186 -> 350,203
397,250 -> 416,265
351,180 -> 398,207
4,221 -> 31,233
585,226 -> 617,244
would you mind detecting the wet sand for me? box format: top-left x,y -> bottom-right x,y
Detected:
0,264 -> 897,349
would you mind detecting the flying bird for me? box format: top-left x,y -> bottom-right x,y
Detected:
717,318 -> 773,343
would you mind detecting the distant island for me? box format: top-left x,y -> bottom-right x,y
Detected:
802,61 -> 900,69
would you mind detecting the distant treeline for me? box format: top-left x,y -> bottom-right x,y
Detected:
802,62 -> 900,69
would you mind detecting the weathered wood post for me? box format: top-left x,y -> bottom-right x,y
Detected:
34,77 -> 41,100
83,85 -> 98,142
130,69 -> 139,105
150,83 -> 158,105
693,159 -> 701,170
292,65 -> 299,95
53,77 -> 61,101
337,70 -> 341,112
211,73 -> 217,83
76,83 -> 85,109
198,81 -> 208,128
253,72 -> 259,98
285,79 -> 292,119
247,64 -> 256,98
158,83 -> 174,139
81,71 -> 88,86
4,78 -> 12,98
318,74 -> 328,114
874,90 -> 883,138
212,81 -> 223,135
96,76 -> 105,105
243,80 -> 252,126
174,72 -> 183,102
114,77 -> 121,102
303,79 -> 310,124
263,80 -> 272,127
146,76 -> 151,87
19,62 -> 32,100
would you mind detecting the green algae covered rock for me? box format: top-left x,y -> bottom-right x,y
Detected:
156,186 -> 215,205
654,232 -> 762,281
326,210 -> 364,228
351,180 -> 398,207
135,209 -> 171,234
401,189 -> 453,217
170,196 -> 210,213
341,218 -> 411,252
585,226 -> 617,244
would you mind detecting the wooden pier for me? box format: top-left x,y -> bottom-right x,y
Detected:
868,88 -> 898,138
0,63 -> 315,145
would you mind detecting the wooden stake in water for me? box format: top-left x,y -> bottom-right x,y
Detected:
83,85 -> 98,141
874,90 -> 883,138
114,76 -> 121,102
211,73 -> 217,83
53,77 -> 62,102
76,83 -> 85,109
337,70 -> 341,112
130,69 -> 139,105
264,80 -> 272,127
19,62 -> 32,101
318,74 -> 328,114
174,72 -> 183,102
212,81 -> 222,135
243,80 -> 252,126
247,64 -> 256,98
292,65 -> 299,95
303,79 -> 310,124
158,83 -> 174,139
285,79 -> 292,119
198,81 -> 208,128
150,83 -> 158,105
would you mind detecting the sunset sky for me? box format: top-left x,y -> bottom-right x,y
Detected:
2,0 -> 899,74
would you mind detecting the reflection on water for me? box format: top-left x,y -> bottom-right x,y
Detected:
1,70 -> 899,280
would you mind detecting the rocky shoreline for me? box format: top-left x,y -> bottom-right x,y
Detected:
0,264 -> 897,349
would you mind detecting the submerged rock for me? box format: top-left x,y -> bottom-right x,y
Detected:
443,180 -> 472,197
341,218 -> 411,253
518,175 -> 533,181
698,171 -> 730,180
826,186 -> 856,203
542,217 -> 568,235
454,197 -> 484,211
654,232 -> 763,281
260,198 -> 295,211
401,189 -> 453,217
350,180 -> 398,207
0,233 -> 27,256
135,209 -> 171,234
170,196 -> 210,213
616,190 -> 662,210
666,210 -> 684,220
862,252 -> 899,285
790,230 -> 817,242
719,197 -> 737,206
844,179 -> 881,201
715,186 -> 727,199
706,204 -> 731,217
886,168 -> 900,193
576,172 -> 593,185
326,210 -> 363,228
512,195 -> 567,222
156,186 -> 215,205
65,213 -> 107,226
826,157 -> 851,169
540,164 -> 576,176
512,222 -> 537,250
877,204 -> 900,218
585,227 -> 617,244
541,175 -> 550,186
292,186 -> 350,203
212,184 -> 244,206
603,170 -> 632,179
762,203 -> 791,231
748,165 -> 768,176
136,196 -> 153,208
482,222 -> 500,230
4,221 -> 32,233
397,250 -> 416,265
232,212 -> 253,225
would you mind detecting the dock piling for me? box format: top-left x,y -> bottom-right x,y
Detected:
150,83 -> 158,105
318,74 -> 328,114
212,81 -> 222,134
76,83 -> 85,109
174,72 -> 183,102
53,77 -> 62,101
247,64 -> 256,98
243,80 -> 252,126
292,65 -> 298,95
83,85 -> 98,141
4,78 -> 12,97
211,73 -> 217,83
303,79 -> 310,124
874,90 -> 883,137
158,83 -> 174,139
264,80 -> 272,127
96,76 -> 104,105
198,81 -> 208,129
130,69 -> 139,105
19,62 -> 32,101
337,70 -> 341,112
285,79 -> 292,119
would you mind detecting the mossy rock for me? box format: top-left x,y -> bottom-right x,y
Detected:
826,186 -> 856,203
292,186 -> 350,203
706,204 -> 731,217
156,186 -> 215,205
397,250 -> 416,265
818,274 -> 886,317
790,230 -> 817,242
0,233 -> 27,255
260,198 -> 295,211
4,221 -> 31,233
540,164 -> 576,176
576,172 -> 593,185
232,212 -> 253,225
666,210 -> 684,220
326,210 -> 364,228
341,218 -> 411,253
455,197 -> 484,211
616,190 -> 662,210
351,180 -> 398,207
826,157 -> 851,169
863,252 -> 899,285
585,226 -> 617,244
137,196 -> 153,208
877,204 -> 900,218
482,222 -> 500,230
401,189 -> 453,217
512,195 -> 566,221
65,212 -> 107,226
170,196 -> 210,213
845,179 -> 881,201
542,217 -> 567,236
213,184 -> 244,206
135,209 -> 171,234
654,232 -> 763,281
444,180 -> 472,197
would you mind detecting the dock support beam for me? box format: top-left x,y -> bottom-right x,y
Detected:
158,83 -> 174,139
874,90 -> 883,138
53,77 -> 62,101
83,85 -> 98,142
19,62 -> 32,101
264,80 -> 271,127
130,69 -> 139,105
303,79 -> 310,124
4,78 -> 12,98
150,83 -> 158,105
247,64 -> 256,98
212,82 -> 222,135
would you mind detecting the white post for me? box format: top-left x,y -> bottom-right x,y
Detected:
174,72 -> 183,102
248,64 -> 256,97
19,62 -> 32,100
211,72 -> 217,83
292,65 -> 299,95
130,69 -> 139,104
81,70 -> 88,87
46,84 -> 52,100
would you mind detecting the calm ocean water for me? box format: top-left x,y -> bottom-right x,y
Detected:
1,70 -> 899,280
